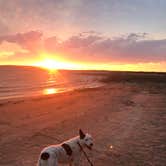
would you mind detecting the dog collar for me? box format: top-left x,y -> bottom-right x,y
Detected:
62,143 -> 73,156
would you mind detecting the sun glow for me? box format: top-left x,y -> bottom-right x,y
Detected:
29,52 -> 166,72
43,88 -> 57,95
33,52 -> 79,70
35,59 -> 60,70
33,59 -> 166,72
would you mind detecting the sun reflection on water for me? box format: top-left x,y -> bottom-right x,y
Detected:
43,88 -> 57,95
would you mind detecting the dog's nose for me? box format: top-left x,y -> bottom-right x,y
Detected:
90,143 -> 93,146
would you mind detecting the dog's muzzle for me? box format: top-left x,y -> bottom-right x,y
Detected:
86,143 -> 93,150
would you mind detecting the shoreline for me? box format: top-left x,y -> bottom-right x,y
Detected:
0,85 -> 105,107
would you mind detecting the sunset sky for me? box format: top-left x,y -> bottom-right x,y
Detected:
0,0 -> 166,71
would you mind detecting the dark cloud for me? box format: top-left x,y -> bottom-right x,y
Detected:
125,33 -> 148,41
0,31 -> 43,52
44,32 -> 166,63
0,31 -> 166,63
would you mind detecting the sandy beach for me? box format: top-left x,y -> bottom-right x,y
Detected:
0,82 -> 166,166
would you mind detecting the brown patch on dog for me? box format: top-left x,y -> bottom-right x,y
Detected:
62,143 -> 73,156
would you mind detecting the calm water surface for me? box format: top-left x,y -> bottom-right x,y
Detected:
0,66 -> 104,100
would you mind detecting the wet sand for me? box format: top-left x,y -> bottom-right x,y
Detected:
0,82 -> 166,166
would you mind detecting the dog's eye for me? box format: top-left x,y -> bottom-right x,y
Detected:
85,139 -> 88,141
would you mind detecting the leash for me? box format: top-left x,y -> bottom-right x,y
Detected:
77,142 -> 94,166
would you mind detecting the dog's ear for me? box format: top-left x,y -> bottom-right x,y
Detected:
79,129 -> 85,139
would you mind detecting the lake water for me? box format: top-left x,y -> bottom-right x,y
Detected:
0,66 -> 104,100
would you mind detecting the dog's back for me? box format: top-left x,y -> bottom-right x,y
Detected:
37,130 -> 93,166
38,143 -> 73,166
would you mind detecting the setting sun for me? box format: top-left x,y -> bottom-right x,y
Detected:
35,59 -> 59,70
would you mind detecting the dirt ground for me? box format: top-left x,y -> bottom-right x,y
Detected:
0,83 -> 165,166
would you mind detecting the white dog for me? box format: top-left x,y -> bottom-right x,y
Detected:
37,129 -> 93,166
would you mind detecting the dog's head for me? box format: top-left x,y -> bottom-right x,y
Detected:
79,129 -> 93,150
